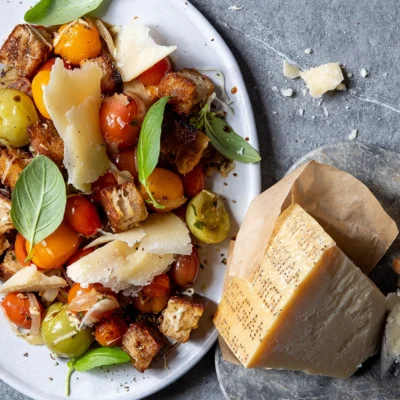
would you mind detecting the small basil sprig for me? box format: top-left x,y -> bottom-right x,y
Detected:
66,347 -> 131,395
24,0 -> 104,26
193,102 -> 261,163
137,96 -> 169,209
11,155 -> 66,260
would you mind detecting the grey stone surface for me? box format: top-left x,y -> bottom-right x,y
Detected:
216,142 -> 400,400
4,0 -> 400,399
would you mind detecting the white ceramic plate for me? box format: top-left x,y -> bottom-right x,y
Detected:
0,1 -> 261,399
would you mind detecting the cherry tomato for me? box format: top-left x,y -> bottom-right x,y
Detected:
26,222 -> 81,270
169,248 -> 200,288
41,58 -> 72,71
15,233 -> 31,266
112,147 -> 138,179
173,205 -> 187,223
142,274 -> 170,298
182,165 -> 205,198
94,316 -> 128,347
99,93 -> 146,152
66,247 -> 95,266
131,292 -> 170,314
91,172 -> 118,203
1,293 -> 43,329
54,19 -> 101,65
137,57 -> 172,86
68,283 -> 114,304
139,168 -> 185,212
65,195 -> 101,236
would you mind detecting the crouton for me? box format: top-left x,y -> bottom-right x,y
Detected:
0,24 -> 52,78
158,69 -> 214,115
0,194 -> 13,234
159,295 -> 207,343
0,248 -> 23,281
81,54 -> 122,94
122,322 -> 168,372
0,148 -> 31,190
7,78 -> 32,98
161,113 -> 209,174
100,182 -> 148,232
28,120 -> 64,169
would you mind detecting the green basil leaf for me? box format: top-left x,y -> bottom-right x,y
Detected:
24,0 -> 104,26
11,155 -> 66,259
204,115 -> 261,163
73,347 -> 131,372
137,96 -> 169,209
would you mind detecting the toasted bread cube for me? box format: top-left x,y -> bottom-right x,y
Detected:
0,148 -> 31,190
100,182 -> 148,232
159,295 -> 207,343
81,54 -> 122,94
158,69 -> 214,115
122,322 -> 168,372
0,248 -> 23,281
161,113 -> 210,174
7,78 -> 32,98
28,120 -> 64,169
0,24 -> 52,78
0,194 -> 13,235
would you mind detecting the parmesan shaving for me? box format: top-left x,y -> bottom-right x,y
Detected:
94,19 -> 117,58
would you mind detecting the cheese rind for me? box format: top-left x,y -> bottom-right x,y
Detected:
214,204 -> 386,378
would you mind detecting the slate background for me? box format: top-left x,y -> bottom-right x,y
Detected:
3,0 -> 399,398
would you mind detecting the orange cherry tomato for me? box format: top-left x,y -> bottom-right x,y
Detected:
142,274 -> 170,298
182,165 -> 205,198
67,283 -> 94,304
1,293 -> 43,329
54,19 -> 101,65
91,172 -> 118,203
99,93 -> 146,152
65,195 -> 101,236
137,57 -> 172,86
112,147 -> 138,179
169,248 -> 200,289
15,233 -> 31,266
66,247 -> 95,266
139,168 -> 185,212
26,222 -> 81,270
94,316 -> 128,347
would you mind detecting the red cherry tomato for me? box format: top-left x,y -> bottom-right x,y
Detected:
15,233 -> 31,266
66,247 -> 95,266
173,205 -> 187,223
1,293 -> 43,329
65,195 -> 101,236
99,93 -> 145,152
91,172 -> 118,203
182,165 -> 205,198
142,274 -> 171,298
112,147 -> 138,179
137,57 -> 172,86
94,316 -> 128,347
169,248 -> 200,288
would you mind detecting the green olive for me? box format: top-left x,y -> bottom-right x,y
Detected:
0,89 -> 39,148
186,190 -> 230,244
41,303 -> 93,358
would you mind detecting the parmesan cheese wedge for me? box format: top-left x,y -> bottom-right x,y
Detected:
0,266 -> 66,294
114,19 -> 177,82
43,59 -> 109,191
214,204 -> 386,378
85,227 -> 146,249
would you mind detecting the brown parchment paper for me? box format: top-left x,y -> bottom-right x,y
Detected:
219,160 -> 398,364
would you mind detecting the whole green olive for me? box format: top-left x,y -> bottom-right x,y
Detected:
41,303 -> 93,358
0,89 -> 39,148
186,190 -> 230,244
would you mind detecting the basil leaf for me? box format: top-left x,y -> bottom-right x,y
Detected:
204,115 -> 261,163
11,155 -> 66,259
73,347 -> 131,372
24,0 -> 104,26
137,96 -> 169,209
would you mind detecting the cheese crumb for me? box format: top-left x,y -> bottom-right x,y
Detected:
228,5 -> 244,11
271,86 -> 278,92
360,68 -> 369,77
347,72 -> 353,78
299,109 -> 304,117
323,105 -> 329,117
281,88 -> 294,97
349,129 -> 358,140
336,83 -> 346,91
283,60 -> 301,79
304,48 -> 313,54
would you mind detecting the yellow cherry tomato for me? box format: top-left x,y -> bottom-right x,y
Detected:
32,69 -> 51,119
26,222 -> 81,269
54,19 -> 102,65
